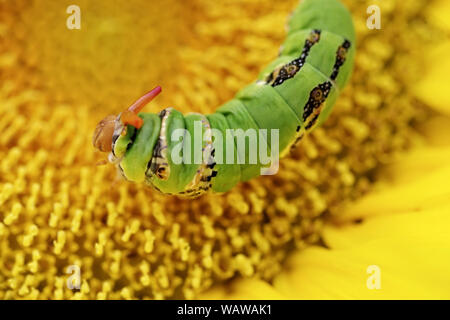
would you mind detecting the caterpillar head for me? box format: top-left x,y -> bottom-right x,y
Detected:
92,86 -> 162,153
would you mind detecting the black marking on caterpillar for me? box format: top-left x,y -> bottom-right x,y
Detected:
117,164 -> 125,177
330,39 -> 351,81
304,113 -> 320,130
265,29 -> 321,87
179,115 -> 216,198
288,40 -> 351,150
147,108 -> 171,180
286,81 -> 332,152
301,39 -> 351,129
291,131 -> 305,148
303,81 -> 332,128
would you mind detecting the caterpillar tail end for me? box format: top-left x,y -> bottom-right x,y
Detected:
92,86 -> 162,153
121,86 -> 162,129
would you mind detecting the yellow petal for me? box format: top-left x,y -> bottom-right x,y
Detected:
418,116 -> 450,147
418,0 -> 450,116
334,164 -> 450,222
273,205 -> 450,299
425,0 -> 450,32
414,42 -> 450,116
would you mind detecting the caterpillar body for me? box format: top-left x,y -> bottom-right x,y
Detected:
93,0 -> 356,198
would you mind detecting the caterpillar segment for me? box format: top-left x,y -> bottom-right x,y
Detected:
92,0 -> 356,197
205,112 -> 241,192
178,114 -> 216,197
145,110 -> 217,197
147,108 -> 172,181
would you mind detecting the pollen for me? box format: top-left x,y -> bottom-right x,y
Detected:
0,0 -> 439,299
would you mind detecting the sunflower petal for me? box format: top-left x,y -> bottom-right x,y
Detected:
415,0 -> 450,114
414,42 -> 450,116
334,164 -> 450,221
273,206 -> 450,299
425,0 -> 450,32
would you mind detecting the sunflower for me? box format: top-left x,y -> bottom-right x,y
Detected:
0,0 -> 448,300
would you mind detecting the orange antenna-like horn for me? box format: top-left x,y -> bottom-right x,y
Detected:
121,86 -> 162,129
129,86 -> 162,114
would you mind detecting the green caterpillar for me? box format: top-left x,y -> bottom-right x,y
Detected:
93,0 -> 356,198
